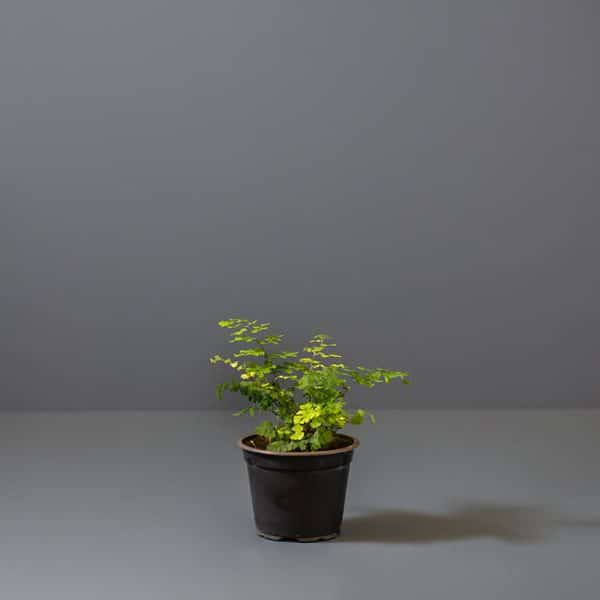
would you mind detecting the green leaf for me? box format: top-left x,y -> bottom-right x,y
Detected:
259,335 -> 283,345
267,440 -> 295,452
234,348 -> 265,357
256,421 -> 276,440
229,336 -> 255,343
219,318 -> 247,328
350,409 -> 365,425
269,351 -> 299,359
215,382 -> 237,401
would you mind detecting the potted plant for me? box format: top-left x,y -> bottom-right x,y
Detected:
210,318 -> 409,541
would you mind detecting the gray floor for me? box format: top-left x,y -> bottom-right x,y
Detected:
1,410 -> 599,599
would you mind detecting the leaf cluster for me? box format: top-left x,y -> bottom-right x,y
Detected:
210,319 -> 409,451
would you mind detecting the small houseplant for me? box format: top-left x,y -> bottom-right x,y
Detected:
210,318 -> 409,541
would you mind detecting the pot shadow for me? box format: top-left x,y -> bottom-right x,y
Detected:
339,503 -> 600,544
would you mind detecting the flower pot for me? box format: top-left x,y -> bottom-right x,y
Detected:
238,434 -> 359,542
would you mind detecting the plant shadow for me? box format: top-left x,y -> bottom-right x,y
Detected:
339,503 -> 600,544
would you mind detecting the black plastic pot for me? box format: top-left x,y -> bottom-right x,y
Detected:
239,434 -> 359,542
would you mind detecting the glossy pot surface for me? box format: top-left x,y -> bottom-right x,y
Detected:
239,434 -> 358,542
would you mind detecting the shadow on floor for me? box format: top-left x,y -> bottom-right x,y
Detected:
339,504 -> 600,544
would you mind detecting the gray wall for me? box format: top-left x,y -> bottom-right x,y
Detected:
1,1 -> 599,409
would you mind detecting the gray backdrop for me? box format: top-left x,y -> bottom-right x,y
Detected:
1,1 -> 598,409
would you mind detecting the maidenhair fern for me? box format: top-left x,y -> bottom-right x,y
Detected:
210,318 -> 409,451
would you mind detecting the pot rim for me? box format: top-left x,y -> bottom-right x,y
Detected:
238,433 -> 359,457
